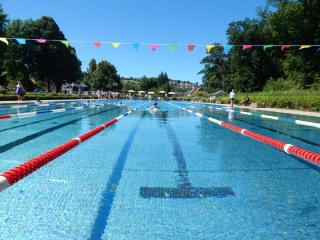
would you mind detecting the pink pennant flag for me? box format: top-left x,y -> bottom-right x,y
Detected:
93,42 -> 102,47
36,39 -> 47,44
243,45 -> 253,50
281,45 -> 291,52
187,44 -> 196,52
150,44 -> 158,52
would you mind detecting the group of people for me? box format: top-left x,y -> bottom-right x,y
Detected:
91,90 -> 120,100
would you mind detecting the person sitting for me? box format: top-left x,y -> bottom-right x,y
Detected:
241,96 -> 250,106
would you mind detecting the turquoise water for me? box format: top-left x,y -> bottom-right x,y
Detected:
0,100 -> 319,239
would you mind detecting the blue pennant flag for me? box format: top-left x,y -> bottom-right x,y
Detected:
15,38 -> 26,44
224,45 -> 233,53
132,43 -> 140,51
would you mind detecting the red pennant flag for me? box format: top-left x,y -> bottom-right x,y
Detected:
93,42 -> 102,47
150,44 -> 158,52
187,44 -> 196,52
281,45 -> 291,52
36,39 -> 47,44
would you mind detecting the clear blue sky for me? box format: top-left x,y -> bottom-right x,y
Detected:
2,0 -> 266,83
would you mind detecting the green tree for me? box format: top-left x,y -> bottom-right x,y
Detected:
90,60 -> 122,91
0,4 -> 8,87
4,16 -> 81,92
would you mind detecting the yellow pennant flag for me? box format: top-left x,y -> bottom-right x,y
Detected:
206,45 -> 215,53
112,42 -> 120,48
299,45 -> 312,50
0,38 -> 9,45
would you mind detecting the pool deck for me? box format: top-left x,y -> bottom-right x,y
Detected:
193,101 -> 320,118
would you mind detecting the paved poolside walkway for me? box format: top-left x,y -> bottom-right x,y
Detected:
192,101 -> 320,118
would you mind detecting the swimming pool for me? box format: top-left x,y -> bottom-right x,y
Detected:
0,100 -> 319,239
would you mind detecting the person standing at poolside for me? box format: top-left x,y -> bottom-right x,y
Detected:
15,81 -> 25,101
229,89 -> 235,108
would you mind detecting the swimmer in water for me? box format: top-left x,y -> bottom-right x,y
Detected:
151,102 -> 159,109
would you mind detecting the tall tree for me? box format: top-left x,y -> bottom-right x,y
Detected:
4,16 -> 81,92
0,4 -> 8,87
89,60 -> 122,91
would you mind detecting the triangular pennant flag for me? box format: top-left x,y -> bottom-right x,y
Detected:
60,40 -> 69,48
281,45 -> 291,52
263,45 -> 273,50
132,43 -> 140,51
224,45 -> 233,53
36,39 -> 47,44
0,38 -> 9,45
112,42 -> 120,48
15,38 -> 26,44
168,44 -> 177,52
150,44 -> 158,52
299,45 -> 312,50
187,44 -> 196,52
243,45 -> 253,50
93,42 -> 102,47
206,45 -> 215,53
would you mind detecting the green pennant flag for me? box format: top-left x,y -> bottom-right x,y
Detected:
168,44 -> 177,52
61,40 -> 70,48
263,45 -> 273,51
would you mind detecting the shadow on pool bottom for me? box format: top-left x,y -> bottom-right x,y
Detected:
139,186 -> 235,199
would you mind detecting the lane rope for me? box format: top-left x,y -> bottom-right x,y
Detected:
0,102 -> 146,192
188,102 -> 320,129
167,101 -> 320,167
0,102 -> 121,120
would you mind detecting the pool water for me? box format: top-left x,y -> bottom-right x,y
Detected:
0,100 -> 319,239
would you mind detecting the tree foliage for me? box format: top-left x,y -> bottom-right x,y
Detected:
200,0 -> 320,92
84,59 -> 122,91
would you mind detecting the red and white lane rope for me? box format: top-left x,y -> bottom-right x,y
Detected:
0,102 -> 146,192
167,102 -> 320,167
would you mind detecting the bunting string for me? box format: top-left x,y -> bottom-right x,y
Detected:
0,37 -> 319,53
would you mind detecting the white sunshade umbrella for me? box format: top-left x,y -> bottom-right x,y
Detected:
158,91 -> 166,94
148,92 -> 155,95
128,90 -> 136,93
168,92 -> 176,95
138,90 -> 146,94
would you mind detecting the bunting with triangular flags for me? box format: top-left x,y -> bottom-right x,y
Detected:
168,44 -> 177,52
187,44 -> 196,52
243,45 -> 253,50
112,42 -> 120,48
16,38 -> 26,44
0,38 -> 9,45
132,43 -> 140,51
93,42 -> 102,47
206,45 -> 215,53
150,44 -> 158,52
60,40 -> 69,48
263,45 -> 273,50
299,45 -> 312,50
